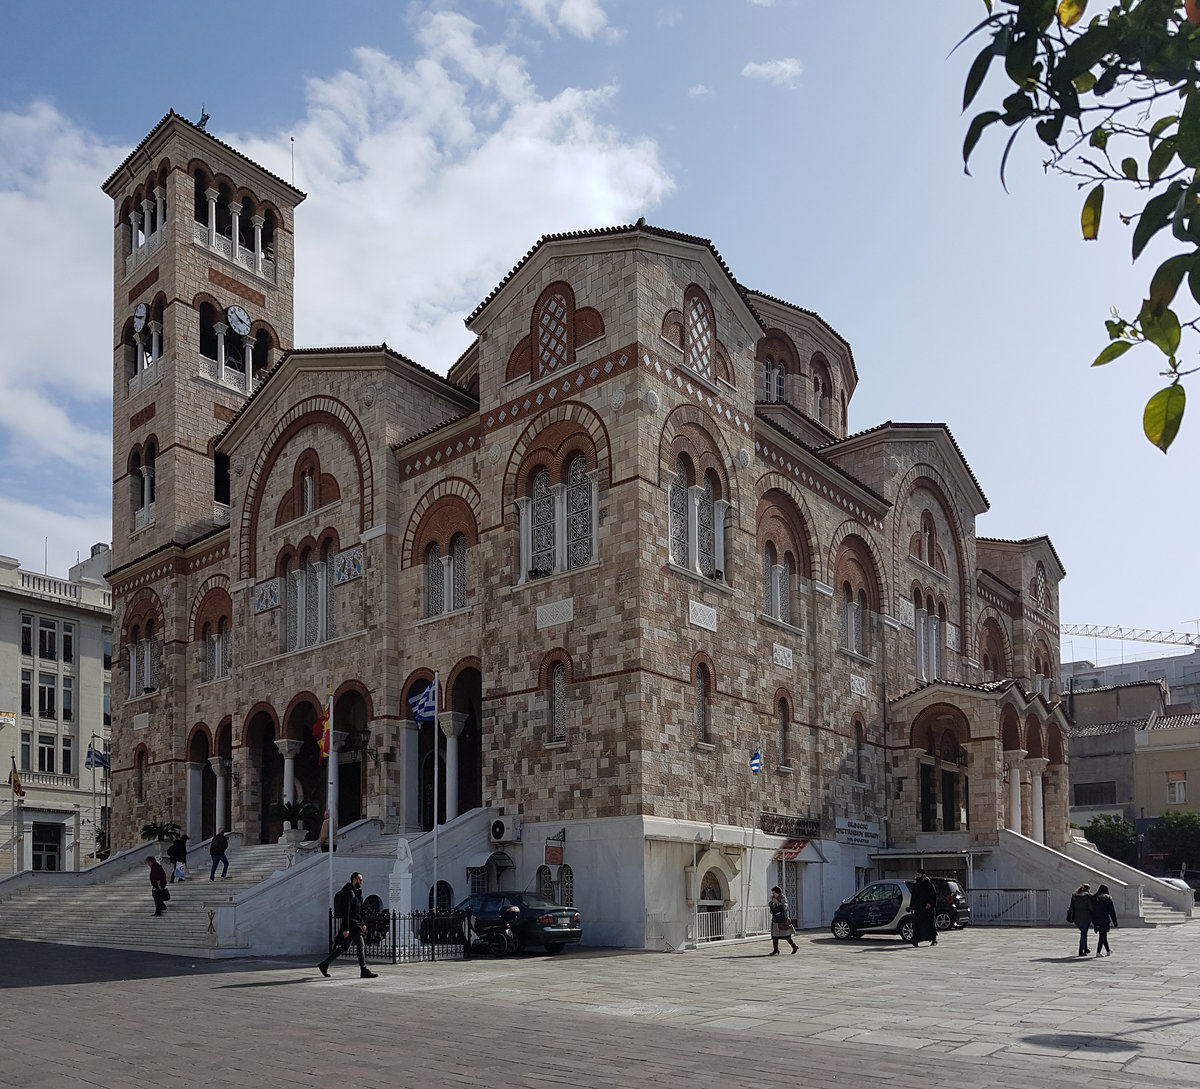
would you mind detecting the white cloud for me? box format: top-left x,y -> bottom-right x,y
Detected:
688,84 -> 714,98
233,10 -> 673,365
746,0 -> 776,6
515,0 -> 624,41
741,58 -> 803,87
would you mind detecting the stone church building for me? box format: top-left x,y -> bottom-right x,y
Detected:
103,112 -> 1070,945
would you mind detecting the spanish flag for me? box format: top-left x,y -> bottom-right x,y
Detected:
8,756 -> 25,798
312,710 -> 330,760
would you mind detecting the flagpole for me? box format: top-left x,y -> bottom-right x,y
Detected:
89,734 -> 98,864
327,687 -> 335,916
432,671 -> 440,912
744,737 -> 764,936
9,753 -> 15,876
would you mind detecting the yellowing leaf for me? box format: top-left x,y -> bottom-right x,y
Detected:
1057,0 -> 1088,28
1081,183 -> 1104,240
1144,383 -> 1186,452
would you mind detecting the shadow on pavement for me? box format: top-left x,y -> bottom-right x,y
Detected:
1020,1032 -> 1140,1053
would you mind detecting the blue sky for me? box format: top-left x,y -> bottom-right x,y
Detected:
0,0 -> 1195,669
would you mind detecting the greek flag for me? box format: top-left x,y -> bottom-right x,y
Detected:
408,679 -> 437,723
749,749 -> 762,773
85,743 -> 110,771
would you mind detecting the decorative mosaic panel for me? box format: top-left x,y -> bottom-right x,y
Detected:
850,673 -> 869,698
253,577 -> 281,613
334,546 -> 363,584
898,598 -> 915,629
946,622 -> 961,652
536,599 -> 574,630
689,600 -> 717,632
773,644 -> 793,669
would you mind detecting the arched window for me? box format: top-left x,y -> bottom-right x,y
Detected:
135,749 -> 146,803
531,468 -> 555,578
763,543 -> 777,614
301,470 -> 315,514
669,458 -> 690,567
843,584 -> 862,655
558,863 -> 574,906
697,472 -> 716,578
450,533 -> 467,610
778,698 -> 791,766
427,881 -> 453,912
538,865 -> 555,900
425,543 -> 443,618
516,453 -> 597,582
565,455 -> 593,569
854,721 -> 866,782
285,549 -> 331,652
668,458 -> 728,581
549,662 -> 567,743
695,664 -> 711,742
685,292 -> 714,378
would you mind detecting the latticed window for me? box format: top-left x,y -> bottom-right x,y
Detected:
843,585 -> 862,654
203,623 -> 216,681
669,459 -> 689,566
467,867 -> 487,895
531,469 -> 555,577
566,456 -> 593,569
763,544 -> 775,613
216,618 -> 229,678
304,559 -> 322,647
537,292 -> 570,375
855,723 -> 866,782
763,358 -> 773,400
695,665 -> 710,741
697,474 -> 715,578
558,864 -> 574,906
323,544 -> 337,639
285,562 -> 298,651
538,865 -> 555,900
779,701 -> 790,764
780,556 -> 793,626
451,534 -> 467,610
685,294 -> 713,376
550,662 -> 567,742
425,543 -> 443,617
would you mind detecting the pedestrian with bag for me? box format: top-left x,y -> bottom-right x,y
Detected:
317,872 -> 378,979
209,830 -> 230,880
1067,882 -> 1095,956
145,856 -> 169,916
1093,883 -> 1118,957
768,885 -> 799,955
167,833 -> 189,882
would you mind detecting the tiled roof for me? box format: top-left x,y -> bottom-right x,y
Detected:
391,411 -> 476,452
888,677 -> 1021,704
737,287 -> 856,381
465,220 -> 760,328
102,110 -> 306,200
1070,713 -> 1200,735
755,414 -> 890,509
977,534 -> 1067,577
1068,679 -> 1167,696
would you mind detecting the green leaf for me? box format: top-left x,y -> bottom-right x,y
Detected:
1133,184 -> 1182,259
1141,306 -> 1181,355
1150,115 -> 1178,141
1092,340 -> 1133,366
1036,113 -> 1065,145
1057,0 -> 1087,28
1121,157 -> 1139,180
1005,30 -> 1038,84
1177,90 -> 1200,167
1148,254 -> 1193,315
1188,259 -> 1200,306
1089,126 -> 1108,149
963,110 -> 1003,170
1147,138 -> 1176,182
963,45 -> 995,111
1081,183 -> 1104,240
1144,383 -> 1186,452
1073,71 -> 1097,93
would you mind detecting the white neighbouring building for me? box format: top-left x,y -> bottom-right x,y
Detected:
1,546 -> 113,873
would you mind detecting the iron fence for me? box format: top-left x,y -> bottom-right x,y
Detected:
967,888 -> 1050,925
328,907 -> 466,963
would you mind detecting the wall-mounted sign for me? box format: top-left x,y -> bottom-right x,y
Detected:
545,842 -> 563,866
835,818 -> 881,847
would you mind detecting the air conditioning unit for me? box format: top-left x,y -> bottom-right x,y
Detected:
489,816 -> 522,844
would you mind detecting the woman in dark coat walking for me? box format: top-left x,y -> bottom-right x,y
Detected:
767,886 -> 798,954
1093,884 -> 1118,957
910,869 -> 938,948
1067,882 -> 1094,956
166,834 -> 189,882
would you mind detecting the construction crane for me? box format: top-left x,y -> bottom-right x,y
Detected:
1061,625 -> 1200,648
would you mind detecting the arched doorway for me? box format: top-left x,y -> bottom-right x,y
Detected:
448,666 -> 483,816
245,709 -> 281,844
334,688 -> 369,829
698,869 -> 725,941
187,728 -> 216,840
285,699 -> 322,841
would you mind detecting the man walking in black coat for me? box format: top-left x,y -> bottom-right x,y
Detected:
910,869 -> 939,948
317,872 -> 378,979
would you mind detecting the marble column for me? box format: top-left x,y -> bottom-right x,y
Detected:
209,756 -> 227,834
439,712 -> 467,823
275,739 -> 304,829
329,730 -> 348,828
397,720 -> 421,833
185,761 -> 205,841
1026,757 -> 1049,844
1003,749 -> 1027,834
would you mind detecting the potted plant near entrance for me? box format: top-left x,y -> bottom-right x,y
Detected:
269,800 -> 319,844
140,819 -> 181,858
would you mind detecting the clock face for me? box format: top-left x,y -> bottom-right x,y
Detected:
132,303 -> 148,332
227,305 -> 251,336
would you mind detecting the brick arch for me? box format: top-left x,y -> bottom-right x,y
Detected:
187,722 -> 214,762
276,447 -> 341,527
401,670 -> 438,717
501,402 -> 613,522
828,522 -> 887,614
1046,721 -> 1066,765
538,648 -> 574,688
690,649 -> 718,689
239,397 -> 373,580
282,691 -> 323,742
755,483 -> 816,578
189,577 -> 232,640
656,403 -> 742,517
240,701 -> 280,747
976,608 -> 1012,676
402,478 -> 481,570
333,679 -> 375,724
891,465 -> 972,637
444,657 -> 482,703
1025,717 -> 1045,759
909,703 -> 972,749
122,588 -> 165,646
999,704 -> 1022,751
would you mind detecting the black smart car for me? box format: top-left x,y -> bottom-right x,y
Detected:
930,878 -> 971,930
456,892 -> 582,954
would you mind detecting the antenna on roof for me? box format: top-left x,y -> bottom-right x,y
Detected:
290,136 -> 295,185
198,105 -> 210,131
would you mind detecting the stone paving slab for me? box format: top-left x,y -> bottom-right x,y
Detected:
3,920 -> 1200,1087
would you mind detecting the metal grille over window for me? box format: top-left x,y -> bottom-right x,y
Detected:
669,460 -> 689,566
763,545 -> 774,613
538,865 -> 555,900
286,569 -> 298,650
425,543 -> 443,617
451,534 -> 467,610
685,295 -> 713,377
780,558 -> 793,625
305,562 -> 321,646
537,292 -> 570,374
778,702 -> 789,764
550,662 -> 567,742
531,469 -> 555,577
775,365 -> 785,402
698,476 -> 715,578
324,548 -> 336,638
558,864 -> 574,906
695,667 -> 709,741
204,628 -> 216,681
566,456 -> 592,569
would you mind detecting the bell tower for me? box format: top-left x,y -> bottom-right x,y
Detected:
102,111 -> 306,570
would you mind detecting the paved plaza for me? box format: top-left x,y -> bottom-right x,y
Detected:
3,920 -> 1199,1088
